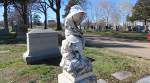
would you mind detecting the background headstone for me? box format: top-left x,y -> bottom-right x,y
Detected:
11,21 -> 17,32
23,29 -> 60,64
136,76 -> 150,83
112,71 -> 132,80
0,28 -> 9,35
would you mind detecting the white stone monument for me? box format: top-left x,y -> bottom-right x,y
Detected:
58,5 -> 97,83
23,29 -> 60,64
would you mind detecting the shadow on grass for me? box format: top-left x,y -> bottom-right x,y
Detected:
28,56 -> 62,66
0,33 -> 26,44
86,40 -> 145,48
28,56 -> 95,66
86,31 -> 149,42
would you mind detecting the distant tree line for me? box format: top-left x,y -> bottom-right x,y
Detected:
127,0 -> 150,27
0,0 -> 88,39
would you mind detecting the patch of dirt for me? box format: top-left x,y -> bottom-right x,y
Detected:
0,68 -> 16,82
86,35 -> 150,59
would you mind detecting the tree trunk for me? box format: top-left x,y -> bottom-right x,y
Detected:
56,0 -> 62,30
144,19 -> 148,32
16,3 -> 28,40
3,0 -> 9,33
144,19 -> 147,25
22,3 -> 28,33
30,13 -> 32,29
44,11 -> 47,29
56,9 -> 62,30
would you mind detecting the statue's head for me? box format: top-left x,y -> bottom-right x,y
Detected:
66,5 -> 85,26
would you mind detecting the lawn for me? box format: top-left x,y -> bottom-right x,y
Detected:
0,34 -> 150,83
84,30 -> 149,42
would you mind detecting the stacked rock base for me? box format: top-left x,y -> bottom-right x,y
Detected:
58,71 -> 97,83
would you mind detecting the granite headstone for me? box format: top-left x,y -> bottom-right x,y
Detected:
23,29 -> 60,64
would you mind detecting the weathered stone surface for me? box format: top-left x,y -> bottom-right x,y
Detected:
58,72 -> 96,83
112,71 -> 132,80
58,5 -> 96,83
97,79 -> 107,83
136,76 -> 150,83
23,29 -> 60,64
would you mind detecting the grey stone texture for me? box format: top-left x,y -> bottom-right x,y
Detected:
23,29 -> 60,64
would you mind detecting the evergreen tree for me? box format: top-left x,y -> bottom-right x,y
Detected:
130,0 -> 150,25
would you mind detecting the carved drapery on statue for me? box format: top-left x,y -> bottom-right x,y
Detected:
59,5 -> 96,83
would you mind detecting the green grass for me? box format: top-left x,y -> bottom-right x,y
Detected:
85,30 -> 149,42
0,35 -> 150,83
84,48 -> 150,83
0,33 -> 17,44
0,44 -> 61,83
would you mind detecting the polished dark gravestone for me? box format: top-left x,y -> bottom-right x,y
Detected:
23,29 -> 60,64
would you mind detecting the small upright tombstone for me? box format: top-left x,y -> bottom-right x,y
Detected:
11,21 -> 17,32
58,5 -> 97,83
112,71 -> 132,80
0,28 -> 9,35
23,29 -> 60,64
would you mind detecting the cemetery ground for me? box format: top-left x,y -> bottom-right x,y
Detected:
0,33 -> 150,83
85,30 -> 148,42
85,30 -> 150,59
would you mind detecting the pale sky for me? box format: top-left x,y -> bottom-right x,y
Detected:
0,7 -> 3,21
0,0 -> 137,23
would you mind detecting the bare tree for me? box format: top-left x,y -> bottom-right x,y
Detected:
47,0 -> 62,30
97,0 -> 113,27
119,0 -> 133,16
4,0 -> 9,33
89,2 -> 95,22
7,5 -> 15,31
111,9 -> 121,26
12,0 -> 29,39
28,2 -> 34,29
33,0 -> 49,29
0,0 -> 10,33
118,0 -> 133,29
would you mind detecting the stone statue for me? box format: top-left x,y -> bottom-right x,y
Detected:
58,5 -> 97,83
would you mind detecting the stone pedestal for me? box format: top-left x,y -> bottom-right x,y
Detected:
23,29 -> 60,64
58,71 -> 96,83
